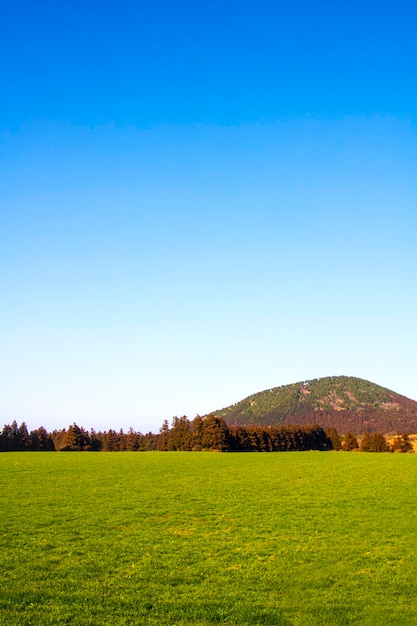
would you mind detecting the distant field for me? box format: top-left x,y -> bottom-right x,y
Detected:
1,452 -> 417,625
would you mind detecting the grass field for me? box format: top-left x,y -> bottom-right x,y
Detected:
1,451 -> 417,625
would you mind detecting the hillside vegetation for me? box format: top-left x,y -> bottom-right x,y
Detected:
213,375 -> 417,434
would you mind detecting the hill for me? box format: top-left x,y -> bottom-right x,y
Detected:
212,376 -> 417,435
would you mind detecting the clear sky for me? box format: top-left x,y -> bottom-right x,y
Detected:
1,0 -> 416,433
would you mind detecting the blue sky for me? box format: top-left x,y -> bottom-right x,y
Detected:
1,0 -> 416,433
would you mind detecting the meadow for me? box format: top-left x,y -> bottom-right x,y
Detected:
1,452 -> 417,626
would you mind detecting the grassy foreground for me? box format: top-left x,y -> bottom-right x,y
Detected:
1,452 -> 417,625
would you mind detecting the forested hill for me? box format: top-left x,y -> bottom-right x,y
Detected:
212,376 -> 417,435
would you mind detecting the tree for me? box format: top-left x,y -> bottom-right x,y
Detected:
30,426 -> 55,451
0,421 -> 30,451
0,423 -> 15,451
230,426 -> 252,451
157,420 -> 170,451
126,427 -> 140,451
343,432 -> 359,451
192,416 -> 204,450
18,422 -> 30,450
51,428 -> 67,451
169,416 -> 193,451
361,432 -> 389,452
360,432 -> 371,451
391,434 -> 413,453
59,424 -> 91,451
326,427 -> 342,451
89,429 -> 103,451
103,429 -> 119,452
118,429 -> 127,451
201,415 -> 231,451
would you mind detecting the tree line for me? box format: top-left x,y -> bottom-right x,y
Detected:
281,408 -> 417,439
0,417 -> 413,453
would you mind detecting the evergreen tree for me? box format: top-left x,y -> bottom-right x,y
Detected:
30,426 -> 55,451
391,434 -> 413,453
0,421 -> 31,451
245,426 -> 261,451
51,428 -> 67,451
169,416 -> 193,450
126,427 -> 140,451
59,424 -> 91,451
368,432 -> 389,452
18,422 -> 30,450
360,432 -> 371,452
140,432 -> 158,450
157,420 -> 170,451
103,429 -> 119,451
192,416 -> 204,450
343,432 -> 359,451
88,429 -> 102,451
118,429 -> 127,451
201,415 -> 231,451
326,427 -> 342,450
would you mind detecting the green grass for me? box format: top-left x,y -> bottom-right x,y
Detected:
1,452 -> 417,625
